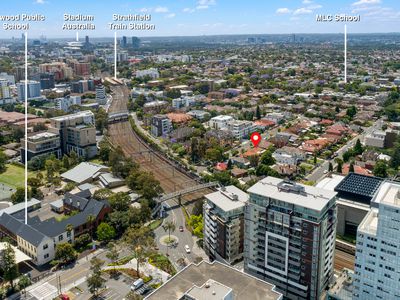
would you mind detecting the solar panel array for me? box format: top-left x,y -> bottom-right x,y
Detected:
334,172 -> 384,199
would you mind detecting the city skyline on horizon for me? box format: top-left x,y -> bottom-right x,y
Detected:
0,0 -> 399,38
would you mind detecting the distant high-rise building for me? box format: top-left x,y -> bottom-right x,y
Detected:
50,111 -> 97,158
0,79 -> 11,100
16,80 -> 41,101
131,36 -> 140,48
85,35 -> 89,44
244,177 -> 337,300
353,181 -> 400,299
95,85 -> 106,105
151,115 -> 171,137
55,96 -> 81,112
39,72 -> 55,90
122,36 -> 127,48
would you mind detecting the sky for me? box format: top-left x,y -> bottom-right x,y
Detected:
0,0 -> 400,38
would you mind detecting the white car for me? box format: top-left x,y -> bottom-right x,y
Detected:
185,245 -> 191,253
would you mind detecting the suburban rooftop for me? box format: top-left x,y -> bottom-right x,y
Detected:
248,177 -> 337,212
145,260 -> 282,300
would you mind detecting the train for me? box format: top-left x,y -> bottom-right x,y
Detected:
108,111 -> 129,123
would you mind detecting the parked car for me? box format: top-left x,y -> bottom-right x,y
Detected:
179,225 -> 184,232
131,278 -> 144,290
185,245 -> 191,253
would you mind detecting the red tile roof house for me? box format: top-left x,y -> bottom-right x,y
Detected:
319,119 -> 334,126
215,162 -> 228,172
241,147 -> 265,158
342,164 -> 372,176
300,138 -> 330,154
254,119 -> 276,130
326,124 -> 349,136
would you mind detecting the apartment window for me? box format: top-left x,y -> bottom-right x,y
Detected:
44,254 -> 49,259
67,231 -> 71,237
58,235 -> 64,241
43,244 -> 48,250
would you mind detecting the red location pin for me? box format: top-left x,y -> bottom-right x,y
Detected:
250,132 -> 261,148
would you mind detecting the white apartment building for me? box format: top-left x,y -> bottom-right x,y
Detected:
364,130 -> 386,148
273,146 -> 306,165
227,120 -> 256,139
353,181 -> 400,299
55,96 -> 81,112
135,68 -> 159,79
172,96 -> 196,109
209,115 -> 234,130
204,186 -> 249,265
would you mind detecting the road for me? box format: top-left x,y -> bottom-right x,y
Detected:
22,249 -> 110,300
153,201 -> 205,271
307,119 -> 383,182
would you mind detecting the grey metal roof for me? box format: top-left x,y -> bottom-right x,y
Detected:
0,199 -> 41,217
60,162 -> 108,184
0,213 -> 48,247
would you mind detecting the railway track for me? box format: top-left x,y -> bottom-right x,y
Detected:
107,85 -> 210,202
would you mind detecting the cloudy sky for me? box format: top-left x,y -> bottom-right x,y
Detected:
1,0 -> 399,38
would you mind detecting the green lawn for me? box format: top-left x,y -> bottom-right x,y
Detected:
0,164 -> 24,188
148,219 -> 163,230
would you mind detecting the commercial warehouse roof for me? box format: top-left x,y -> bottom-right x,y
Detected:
248,177 -> 336,212
60,162 -> 108,184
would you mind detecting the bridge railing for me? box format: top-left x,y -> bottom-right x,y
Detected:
157,182 -> 219,202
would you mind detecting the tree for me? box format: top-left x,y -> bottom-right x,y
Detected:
0,243 -> 19,290
18,274 -> 31,296
95,107 -> 108,134
328,162 -> 333,172
55,243 -> 77,264
74,233 -> 91,249
11,187 -> 31,204
69,150 -> 79,167
349,162 -> 355,173
106,242 -> 119,274
336,161 -> 343,173
97,222 -> 116,243
373,161 -> 388,178
260,150 -> 275,166
93,188 -> 113,201
124,226 -> 154,276
131,171 -> 163,201
65,224 -> 73,239
163,221 -> 176,245
354,139 -> 363,155
346,105 -> 357,119
189,215 -> 203,238
87,257 -> 105,298
390,146 -> 400,169
87,214 -> 96,241
62,155 -> 70,169
255,105 -> 261,120
0,150 -> 7,173
108,192 -> 131,211
99,140 -> 112,163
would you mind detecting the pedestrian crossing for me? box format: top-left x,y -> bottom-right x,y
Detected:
29,282 -> 58,300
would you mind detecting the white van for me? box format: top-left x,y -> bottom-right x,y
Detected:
131,278 -> 144,290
